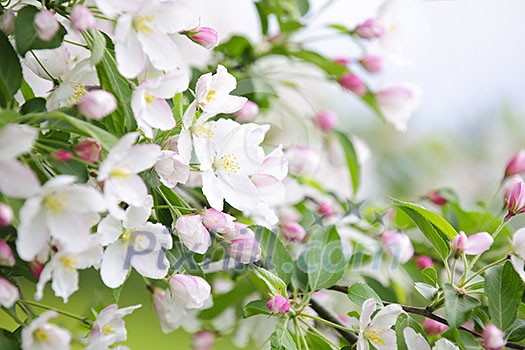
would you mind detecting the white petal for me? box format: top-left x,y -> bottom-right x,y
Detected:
106,174 -> 148,207
17,199 -> 49,261
219,173 -> 259,211
137,32 -> 179,72
140,99 -> 176,130
360,299 -> 377,328
97,215 -> 123,246
75,245 -> 104,269
119,144 -> 161,173
434,339 -> 460,350
403,328 -> 431,350
35,261 -> 54,301
101,241 -> 129,288
51,265 -> 79,303
123,195 -> 152,230
370,304 -> 403,330
370,329 -> 396,350
513,228 -> 525,259
464,232 -> 493,255
61,185 -> 105,213
115,26 -> 147,78
0,124 -> 38,160
511,256 -> 525,282
0,160 -> 40,198
145,2 -> 193,33
201,171 -> 224,211
357,335 -> 370,350
47,212 -> 92,252
131,250 -> 169,279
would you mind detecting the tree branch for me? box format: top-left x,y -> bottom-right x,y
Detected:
328,285 -> 525,350
309,297 -> 358,345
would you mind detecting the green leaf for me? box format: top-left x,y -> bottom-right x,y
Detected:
507,319 -> 525,342
252,225 -> 294,284
92,34 -> 135,135
414,282 -> 438,300
395,314 -> 427,350
0,32 -> 22,108
347,282 -> 382,306
0,110 -> 22,128
288,50 -> 347,78
49,159 -> 88,183
0,329 -> 19,350
270,323 -> 297,350
15,6 -> 67,56
112,283 -> 124,303
422,267 -> 438,286
199,281 -> 253,321
87,28 -> 106,65
243,300 -> 271,318
485,261 -> 524,330
299,226 -> 347,291
294,0 -> 310,15
335,130 -> 360,196
393,199 -> 457,261
305,332 -> 331,350
248,266 -> 287,297
20,97 -> 46,115
443,283 -> 480,328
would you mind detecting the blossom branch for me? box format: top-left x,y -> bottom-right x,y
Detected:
308,297 -> 358,345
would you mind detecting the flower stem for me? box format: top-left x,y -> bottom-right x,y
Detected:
18,300 -> 92,326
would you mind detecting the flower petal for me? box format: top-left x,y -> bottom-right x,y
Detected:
51,265 -> 79,303
201,171 -> 224,211
137,32 -> 179,72
17,199 -> 49,261
370,303 -> 402,330
100,241 -> 129,288
403,328 -> 430,350
464,232 -> 493,255
115,20 -> 147,78
145,2 -> 193,33
0,160 -> 41,198
360,299 -> 377,328
0,124 -> 38,160
106,174 -> 148,207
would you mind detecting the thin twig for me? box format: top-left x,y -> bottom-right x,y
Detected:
309,298 -> 358,344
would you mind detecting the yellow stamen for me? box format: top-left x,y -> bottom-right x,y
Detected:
102,325 -> 114,335
192,122 -> 215,139
365,329 -> 386,346
110,168 -> 130,179
144,93 -> 156,104
67,82 -> 86,105
132,16 -> 154,34
121,229 -> 132,244
33,328 -> 49,342
214,153 -> 240,174
44,193 -> 67,215
205,89 -> 216,102
59,255 -> 77,269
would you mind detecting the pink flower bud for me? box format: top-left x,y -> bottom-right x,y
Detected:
29,260 -> 44,279
451,231 -> 493,255
315,110 -> 338,133
282,223 -> 307,242
200,208 -> 235,233
0,10 -> 16,35
375,84 -> 422,132
223,222 -> 255,241
339,73 -> 366,96
427,190 -> 447,206
266,295 -> 290,314
423,319 -> 448,335
70,5 -> 95,32
504,176 -> 525,219
192,331 -> 215,350
334,57 -> 351,66
53,150 -> 73,163
381,230 -> 414,264
355,18 -> 385,39
227,237 -> 261,264
233,100 -> 259,122
415,256 -> 433,270
482,324 -> 505,350
0,277 -> 19,308
0,203 -> 14,227
74,139 -> 101,163
0,240 -> 15,267
359,55 -> 383,73
286,146 -> 320,176
33,9 -> 59,41
317,201 -> 334,218
77,89 -> 117,120
505,150 -> 525,178
186,27 -> 219,50
169,274 -> 211,309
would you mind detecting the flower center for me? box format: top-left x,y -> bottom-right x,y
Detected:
44,193 -> 67,215
102,325 -> 114,335
60,255 -> 77,269
33,328 -> 49,342
68,82 -> 86,105
365,329 -> 386,346
144,93 -> 156,104
214,153 -> 240,174
192,122 -> 215,139
205,89 -> 216,102
133,15 -> 154,34
110,168 -> 130,179
121,229 -> 132,244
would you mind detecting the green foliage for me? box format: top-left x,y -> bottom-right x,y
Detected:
0,329 -> 19,350
15,6 -> 67,56
248,265 -> 287,297
443,283 -> 481,328
347,282 -> 382,305
0,33 -> 22,108
243,300 -> 271,318
252,225 -> 294,284
395,314 -> 427,350
270,323 -> 297,350
335,130 -> 360,196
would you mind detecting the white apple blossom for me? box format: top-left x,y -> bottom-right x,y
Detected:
131,71 -> 189,138
511,228 -> 525,282
152,289 -> 187,333
0,277 -> 19,308
357,298 -> 402,350
168,274 -> 211,309
95,0 -> 193,78
47,59 -> 99,110
0,124 -> 40,199
17,175 -> 105,262
175,215 -> 211,254
403,328 -> 459,350
35,237 -> 103,303
98,195 -> 172,288
155,150 -> 190,188
21,311 -> 72,350
86,304 -> 141,350
376,83 -> 422,132
97,132 -> 161,219
24,45 -> 72,81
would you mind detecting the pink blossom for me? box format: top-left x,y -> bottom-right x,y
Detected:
227,237 -> 261,264
315,110 -> 338,132
33,9 -> 59,41
282,223 -> 307,242
504,176 -> 525,219
339,73 -> 366,96
186,27 -> 219,49
0,204 -> 13,227
415,256 -> 434,270
77,89 -> 117,120
192,331 -> 215,350
317,201 -> 334,218
423,319 -> 448,335
505,150 -> 525,177
359,55 -> 383,73
355,18 -> 385,39
381,230 -> 414,264
70,5 -> 95,32
74,139 -> 101,163
233,100 -> 259,122
482,324 -> 505,350
451,231 -> 493,255
0,240 -> 15,267
428,190 -> 447,206
53,150 -> 73,163
266,295 -> 290,314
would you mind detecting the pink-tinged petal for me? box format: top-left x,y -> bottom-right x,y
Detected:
251,174 -> 285,205
201,171 -> 224,211
175,215 -> 211,254
137,32 -> 179,72
370,303 -> 402,330
141,99 -> 176,130
107,173 -> 148,207
511,255 -> 525,282
17,199 -> 49,261
403,328 -> 430,350
219,173 -> 259,211
51,265 -> 79,303
360,299 -> 377,328
0,124 -> 38,160
0,160 -> 40,198
100,241 -> 129,288
513,228 -> 525,259
46,212 -> 92,252
119,144 -> 161,173
115,26 -> 147,78
464,232 -> 493,255
144,2 -> 193,33
0,278 -> 19,308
